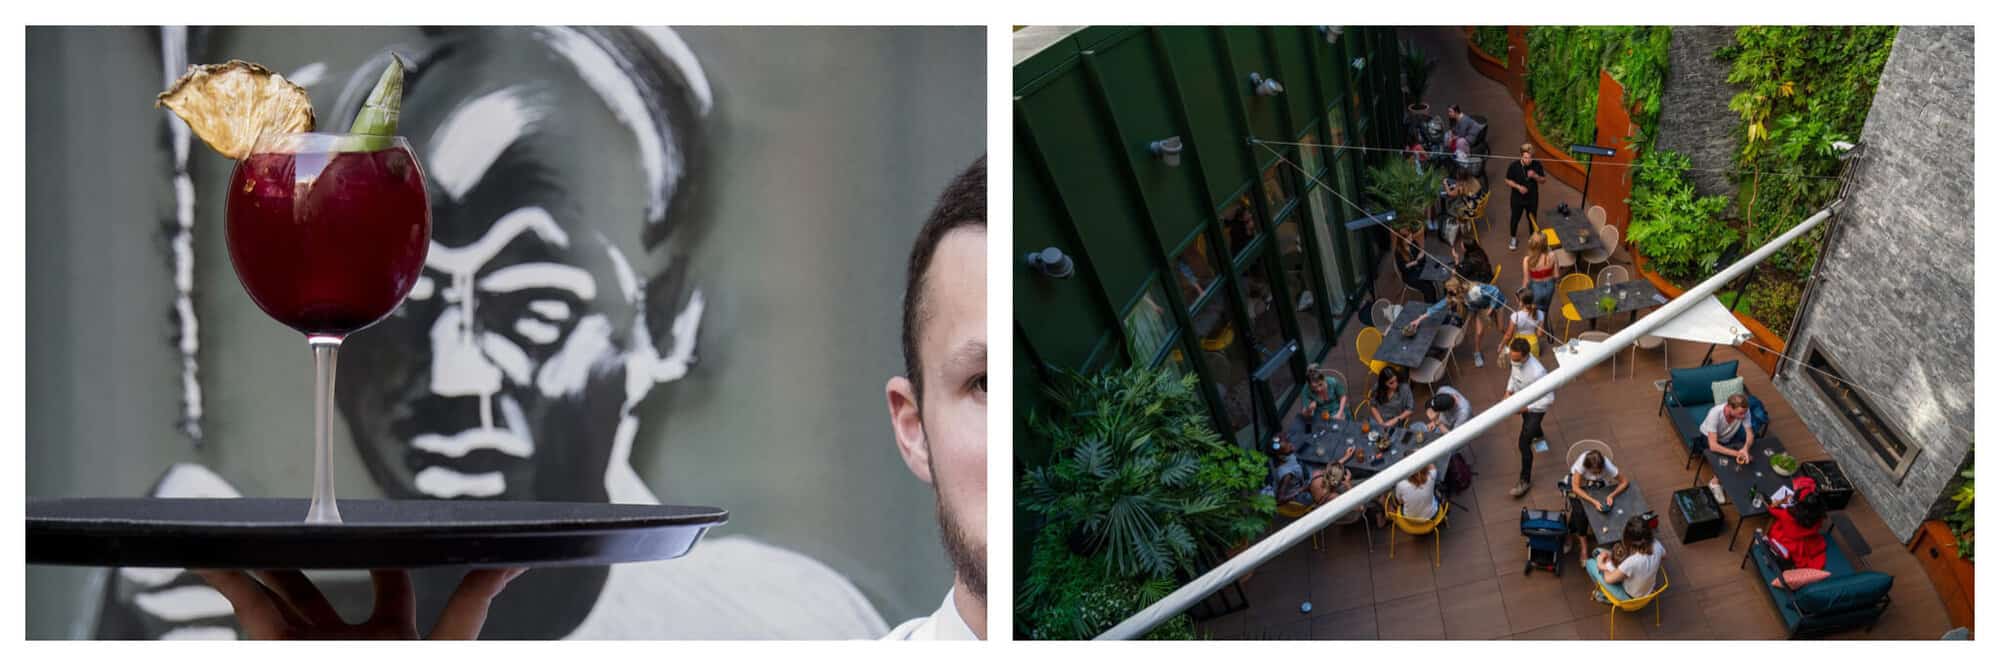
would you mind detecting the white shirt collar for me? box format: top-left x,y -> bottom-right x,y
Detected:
882,588 -> 978,640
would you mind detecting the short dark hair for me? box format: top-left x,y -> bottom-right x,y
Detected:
901,155 -> 987,402
1448,104 -> 1462,114
1509,337 -> 1532,355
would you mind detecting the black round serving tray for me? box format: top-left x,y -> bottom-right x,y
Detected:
28,498 -> 726,569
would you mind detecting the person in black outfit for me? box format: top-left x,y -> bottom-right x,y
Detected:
1504,143 -> 1548,251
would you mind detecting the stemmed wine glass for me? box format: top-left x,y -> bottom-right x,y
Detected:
225,132 -> 431,523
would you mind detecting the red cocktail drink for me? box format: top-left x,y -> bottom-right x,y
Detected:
227,143 -> 429,335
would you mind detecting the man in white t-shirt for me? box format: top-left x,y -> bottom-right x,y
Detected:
881,158 -> 987,640
1503,338 -> 1555,498
1702,393 -> 1755,466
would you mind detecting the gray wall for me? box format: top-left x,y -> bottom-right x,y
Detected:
1654,26 -> 1742,199
26,26 -> 984,638
1774,25 -> 1973,543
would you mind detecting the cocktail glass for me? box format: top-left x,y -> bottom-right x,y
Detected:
226,132 -> 430,523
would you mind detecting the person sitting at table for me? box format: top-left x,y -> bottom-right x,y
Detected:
1393,224 -> 1438,302
1499,288 -> 1543,357
1366,368 -> 1415,430
1587,517 -> 1667,603
1393,464 -> 1441,521
1702,393 -> 1756,466
1566,450 -> 1631,556
1268,435 -> 1315,507
1299,364 -> 1349,423
1420,388 -> 1470,435
1765,476 -> 1831,584
1309,462 -> 1356,506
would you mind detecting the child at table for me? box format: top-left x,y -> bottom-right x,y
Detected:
1587,518 -> 1667,603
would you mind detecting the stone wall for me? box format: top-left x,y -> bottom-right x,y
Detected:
1653,26 -> 1741,199
1773,26 -> 1973,544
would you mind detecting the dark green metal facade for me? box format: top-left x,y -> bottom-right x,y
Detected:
1015,26 -> 1407,464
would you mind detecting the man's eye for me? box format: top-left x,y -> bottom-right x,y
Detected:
972,374 -> 987,394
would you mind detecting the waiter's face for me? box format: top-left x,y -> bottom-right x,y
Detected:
888,227 -> 987,601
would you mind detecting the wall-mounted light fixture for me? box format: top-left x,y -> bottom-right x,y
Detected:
1025,247 -> 1075,279
1351,57 -> 1366,71
1148,136 -> 1184,167
1249,72 -> 1285,97
1830,140 -> 1859,160
1317,26 -> 1342,44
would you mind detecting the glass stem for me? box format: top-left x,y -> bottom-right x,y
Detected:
305,335 -> 344,524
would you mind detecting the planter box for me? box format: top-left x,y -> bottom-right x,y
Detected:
1910,520 -> 1975,636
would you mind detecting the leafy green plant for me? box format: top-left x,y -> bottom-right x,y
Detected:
1625,149 -> 1736,283
1946,462 -> 1973,561
1523,27 -> 1670,151
1364,158 -> 1441,233
1017,366 -> 1274,639
1400,39 -> 1435,105
1717,26 -> 1898,336
1472,27 -> 1509,61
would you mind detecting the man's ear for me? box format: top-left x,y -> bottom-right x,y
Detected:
885,375 -> 932,486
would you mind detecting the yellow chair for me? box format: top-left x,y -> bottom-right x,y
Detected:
1274,501 -> 1329,551
1542,227 -> 1563,250
1355,327 -> 1390,375
1383,494 -> 1450,568
1598,569 -> 1669,639
1555,273 -> 1595,341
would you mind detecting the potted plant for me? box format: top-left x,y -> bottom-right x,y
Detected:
1017,366 -> 1273,639
1768,453 -> 1798,476
1365,158 -> 1443,234
1597,295 -> 1619,316
1400,39 -> 1434,119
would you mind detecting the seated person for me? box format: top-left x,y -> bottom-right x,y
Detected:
1587,518 -> 1667,603
1566,449 -> 1630,555
1393,464 -> 1441,521
1366,368 -> 1416,431
1418,389 -> 1470,435
1765,476 -> 1831,586
1298,365 -> 1348,423
1703,393 -> 1756,464
1269,436 -> 1314,507
1308,464 -> 1355,507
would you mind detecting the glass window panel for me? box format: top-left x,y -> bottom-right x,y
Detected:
1276,219 -> 1326,353
1193,319 -> 1254,439
1122,281 -> 1174,367
1172,234 -> 1221,309
1260,159 -> 1296,214
1237,250 -> 1300,401
1220,195 -> 1262,260
1300,131 -> 1323,177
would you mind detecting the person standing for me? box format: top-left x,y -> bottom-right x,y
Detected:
1503,337 -> 1554,498
1504,143 -> 1548,251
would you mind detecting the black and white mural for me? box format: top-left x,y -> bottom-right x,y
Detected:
25,25 -> 985,640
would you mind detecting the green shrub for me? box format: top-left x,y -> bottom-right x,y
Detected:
1625,149 -> 1735,283
1017,366 -> 1274,639
1472,26 -> 1509,61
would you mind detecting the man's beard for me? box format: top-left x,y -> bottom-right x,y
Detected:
923,419 -> 985,603
933,490 -> 986,603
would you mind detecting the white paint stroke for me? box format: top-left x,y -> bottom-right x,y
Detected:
428,307 -> 501,397
514,318 -> 561,344
287,62 -> 326,88
409,274 -> 436,300
537,314 -> 613,398
160,626 -> 236,640
540,28 -> 674,225
426,86 -> 544,200
410,427 -> 532,458
425,206 -> 569,275
477,263 -> 597,298
477,330 -> 535,386
119,567 -> 182,587
528,299 -> 572,321
636,27 -> 712,116
133,586 -> 232,623
161,26 -> 202,444
413,467 -> 505,498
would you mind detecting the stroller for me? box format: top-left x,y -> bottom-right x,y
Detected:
1520,506 -> 1568,577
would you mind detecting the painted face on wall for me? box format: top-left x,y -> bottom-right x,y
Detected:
333,27 -> 709,504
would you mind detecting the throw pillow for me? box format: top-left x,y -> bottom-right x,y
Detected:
1667,361 -> 1739,405
1711,377 -> 1748,405
1772,568 -> 1833,590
